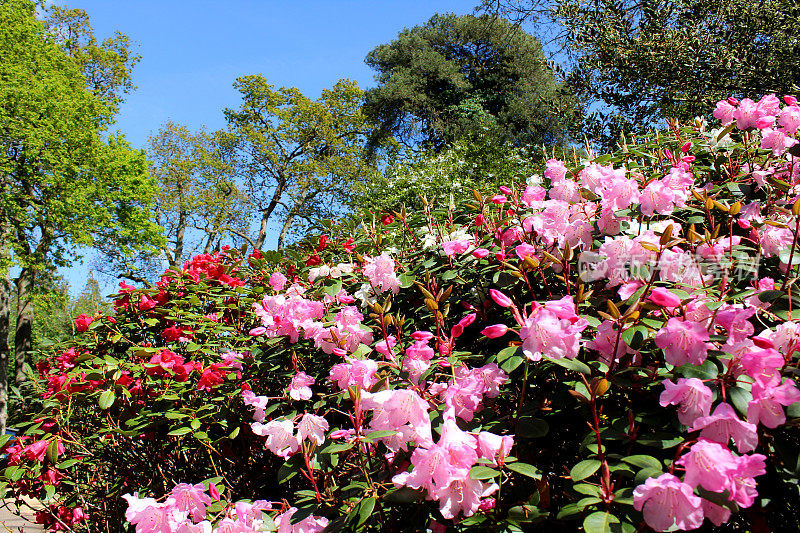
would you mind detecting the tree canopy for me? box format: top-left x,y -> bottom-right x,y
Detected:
0,0 -> 161,400
481,0 -> 800,144
223,76 -> 380,251
363,13 -> 578,151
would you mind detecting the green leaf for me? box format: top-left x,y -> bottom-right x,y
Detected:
620,455 -> 661,470
756,290 -> 784,303
573,483 -> 601,497
696,486 -> 739,513
507,462 -> 541,479
728,386 -> 752,417
323,278 -> 343,296
496,345 -> 520,363
167,427 -> 192,437
470,466 -> 501,480
399,272 -> 415,288
517,416 -> 548,438
570,459 -> 601,481
363,429 -> 397,441
290,504 -> 316,524
583,511 -> 620,533
98,390 -> 115,410
779,249 -> 800,265
356,497 -> 376,527
501,355 -> 524,373
556,502 -> 582,520
634,467 -> 664,485
678,360 -> 718,380
550,357 -> 591,375
46,440 -> 59,464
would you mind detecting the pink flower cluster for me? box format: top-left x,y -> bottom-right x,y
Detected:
250,413 -> 329,458
519,296 -> 588,361
363,252 -> 400,294
252,284 -> 372,356
124,484 -> 328,533
714,94 -> 799,156
392,413 -> 513,519
634,437 -> 767,531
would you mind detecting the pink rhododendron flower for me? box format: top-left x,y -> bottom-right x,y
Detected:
288,371 -> 315,401
404,334 -> 436,383
677,439 -> 737,493
514,243 -> 537,261
544,158 -> 568,182
251,418 -> 300,458
242,390 -> 269,422
521,185 -> 546,206
329,357 -> 379,391
519,296 -> 587,361
761,127 -> 798,156
472,248 -> 491,259
702,499 -> 731,527
586,320 -> 635,365
170,483 -> 212,522
269,272 -> 287,291
481,324 -> 508,338
311,305 -> 373,354
374,335 -> 397,360
275,507 -> 329,533
361,389 -> 433,451
738,348 -> 784,385
297,413 -> 329,446
713,100 -> 736,124
252,289 -> 325,343
654,318 -> 711,366
747,377 -> 800,428
363,253 -> 400,294
649,287 -> 681,308
690,403 -> 758,453
477,431 -> 514,467
122,494 -> 188,533
779,103 -> 800,134
726,453 -> 767,508
659,378 -> 712,426
489,289 -> 514,308
633,473 -> 703,531
437,478 -> 498,520
442,239 -> 472,256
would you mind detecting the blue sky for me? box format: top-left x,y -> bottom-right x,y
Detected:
67,0 -> 475,149
60,0 -> 475,295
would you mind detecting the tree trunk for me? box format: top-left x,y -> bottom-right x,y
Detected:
277,211 -> 297,252
0,267 -> 10,435
254,170 -> 288,250
14,268 -> 33,387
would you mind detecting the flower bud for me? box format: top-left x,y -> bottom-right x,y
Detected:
481,324 -> 509,338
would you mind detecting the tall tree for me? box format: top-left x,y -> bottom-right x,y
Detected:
363,13 -> 578,151
480,0 -> 800,145
97,122 -> 250,282
0,0 -> 161,421
223,77 -> 379,250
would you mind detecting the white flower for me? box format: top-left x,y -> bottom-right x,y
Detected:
355,283 -> 377,308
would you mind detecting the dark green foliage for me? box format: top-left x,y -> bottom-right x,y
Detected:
364,13 -> 578,151
481,0 -> 800,147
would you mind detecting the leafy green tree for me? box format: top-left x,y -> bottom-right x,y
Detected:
223,76 -> 380,250
0,0 -> 161,428
480,0 -> 800,145
363,13 -> 578,151
97,121 -> 251,283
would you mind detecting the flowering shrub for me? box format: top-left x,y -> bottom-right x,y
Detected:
4,95 -> 800,531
